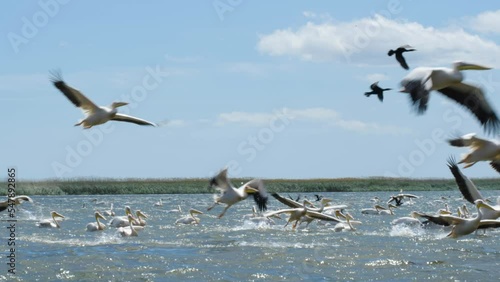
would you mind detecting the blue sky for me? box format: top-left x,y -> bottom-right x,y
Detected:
2,1 -> 500,180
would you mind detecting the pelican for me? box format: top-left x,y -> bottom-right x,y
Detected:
271,193 -> 347,212
264,200 -> 341,230
361,204 -> 396,215
117,214 -> 139,237
332,210 -> 361,232
86,211 -> 107,232
0,195 -> 33,211
167,205 -> 182,213
399,62 -> 499,133
102,203 -> 115,216
364,81 -> 391,102
447,133 -> 500,170
109,206 -> 133,227
134,210 -> 148,226
388,193 -> 419,206
490,160 -> 500,173
388,45 -> 415,70
442,200 -> 497,238
50,71 -> 156,128
154,199 -> 164,207
391,212 -> 422,226
175,209 -> 204,225
447,157 -> 500,220
37,211 -> 65,228
207,168 -> 268,218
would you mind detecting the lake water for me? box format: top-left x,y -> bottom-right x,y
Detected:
1,191 -> 499,281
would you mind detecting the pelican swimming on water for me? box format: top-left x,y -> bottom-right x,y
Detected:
117,214 -> 139,237
50,70 -> 156,128
109,206 -> 133,227
388,45 -> 415,70
447,133 -> 500,170
37,211 -> 65,228
364,81 -> 391,102
86,211 -> 107,232
134,210 -> 148,226
207,168 -> 268,218
175,208 -> 204,225
399,62 -> 499,133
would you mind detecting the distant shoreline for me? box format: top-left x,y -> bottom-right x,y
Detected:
2,177 -> 498,195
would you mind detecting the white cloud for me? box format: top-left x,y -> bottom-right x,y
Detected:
257,14 -> 500,67
466,10 -> 500,34
215,107 -> 413,135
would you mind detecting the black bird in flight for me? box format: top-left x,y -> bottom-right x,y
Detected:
364,81 -> 391,102
388,45 -> 415,70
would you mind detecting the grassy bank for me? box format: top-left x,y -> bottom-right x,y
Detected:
3,177 -> 499,195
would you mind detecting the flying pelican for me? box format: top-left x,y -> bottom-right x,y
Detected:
86,211 -> 107,232
447,157 -> 500,220
364,81 -> 391,102
50,71 -> 156,128
388,193 -> 419,206
0,195 -> 33,212
388,45 -> 415,70
447,133 -> 500,170
264,200 -> 341,230
271,193 -> 347,212
175,208 -> 204,225
37,211 -> 65,228
109,206 -> 133,227
117,214 -> 139,237
442,200 -> 496,238
399,62 -> 499,133
207,168 -> 268,218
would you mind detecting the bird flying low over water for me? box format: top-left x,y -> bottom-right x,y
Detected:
207,168 -> 268,218
388,45 -> 415,70
0,195 -> 33,212
447,133 -> 500,171
50,70 -> 157,128
364,82 -> 391,102
399,62 -> 500,134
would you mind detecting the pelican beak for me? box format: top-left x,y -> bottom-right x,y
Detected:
138,211 -> 148,218
244,186 -> 259,194
52,211 -> 65,219
476,200 -> 494,210
190,209 -> 204,215
97,213 -> 106,221
114,102 -> 129,107
458,63 -> 492,71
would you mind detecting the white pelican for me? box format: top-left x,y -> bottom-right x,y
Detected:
400,62 -> 499,133
388,193 -> 419,206
134,210 -> 148,226
86,211 -> 107,232
167,205 -> 182,213
102,203 -> 115,216
0,195 -> 33,212
361,204 -> 396,215
109,206 -> 133,227
117,214 -> 139,237
154,199 -> 164,207
175,208 -> 204,225
264,200 -> 341,230
50,71 -> 156,128
364,81 -> 391,102
207,168 -> 268,218
447,133 -> 500,170
37,211 -> 65,228
271,193 -> 347,212
388,45 -> 415,70
442,200 -> 496,238
447,157 -> 500,220
391,212 -> 422,226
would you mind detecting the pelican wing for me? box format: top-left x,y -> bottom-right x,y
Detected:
305,211 -> 341,222
322,205 -> 349,211
271,193 -> 304,208
490,160 -> 500,174
478,219 -> 500,229
437,83 -> 500,133
209,168 -> 231,191
413,212 -> 451,226
447,133 -> 478,147
401,78 -> 430,114
50,71 -> 99,114
111,113 -> 156,126
243,179 -> 268,212
447,156 -> 484,204
263,208 -> 300,218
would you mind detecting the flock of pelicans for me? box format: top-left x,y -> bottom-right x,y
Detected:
1,45 -> 500,239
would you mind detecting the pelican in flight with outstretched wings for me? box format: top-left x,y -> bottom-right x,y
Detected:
399,62 -> 499,134
50,70 -> 156,128
447,133 -> 500,171
207,168 -> 268,218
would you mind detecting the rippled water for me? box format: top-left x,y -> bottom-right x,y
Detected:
1,191 -> 499,281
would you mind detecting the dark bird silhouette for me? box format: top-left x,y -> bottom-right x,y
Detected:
364,82 -> 391,102
388,45 -> 415,70
314,194 -> 323,201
